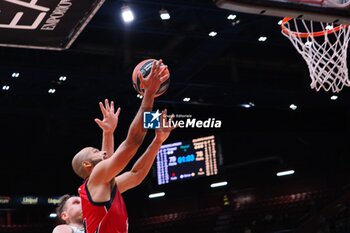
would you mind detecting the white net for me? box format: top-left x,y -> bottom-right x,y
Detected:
281,18 -> 350,92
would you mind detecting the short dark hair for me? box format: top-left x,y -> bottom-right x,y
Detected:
56,194 -> 72,224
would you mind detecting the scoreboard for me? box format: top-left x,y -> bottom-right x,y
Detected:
156,135 -> 220,185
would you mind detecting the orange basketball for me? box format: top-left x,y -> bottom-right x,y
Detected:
132,59 -> 170,97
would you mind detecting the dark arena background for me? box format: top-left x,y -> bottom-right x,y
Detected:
1,0 -> 350,233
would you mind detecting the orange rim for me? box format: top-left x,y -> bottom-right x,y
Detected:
281,17 -> 348,38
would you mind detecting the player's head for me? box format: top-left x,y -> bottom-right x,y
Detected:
72,147 -> 107,179
56,195 -> 82,224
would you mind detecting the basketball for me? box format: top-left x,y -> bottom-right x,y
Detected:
132,59 -> 170,97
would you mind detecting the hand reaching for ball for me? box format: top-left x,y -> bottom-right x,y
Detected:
138,59 -> 169,96
132,59 -> 170,98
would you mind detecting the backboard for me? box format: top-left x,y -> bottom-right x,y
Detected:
214,0 -> 350,24
0,0 -> 105,50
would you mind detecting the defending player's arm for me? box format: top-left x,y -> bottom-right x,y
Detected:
95,99 -> 121,158
89,60 -> 169,185
115,110 -> 175,193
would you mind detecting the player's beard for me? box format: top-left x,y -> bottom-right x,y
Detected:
90,158 -> 103,167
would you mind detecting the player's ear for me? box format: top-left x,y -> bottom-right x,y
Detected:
82,160 -> 92,169
61,211 -> 69,222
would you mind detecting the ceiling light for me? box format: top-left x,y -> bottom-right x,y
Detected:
159,9 -> 170,20
48,89 -> 56,94
233,19 -> 240,25
2,85 -> 10,91
210,181 -> 228,188
240,102 -> 254,108
49,213 -> 57,218
276,170 -> 295,177
289,104 -> 297,110
183,97 -> 190,102
121,5 -> 134,23
330,95 -> 338,100
209,31 -> 217,37
12,72 -> 19,78
227,14 -> 236,20
149,192 -> 165,199
59,76 -> 67,81
258,36 -> 267,42
240,104 -> 251,108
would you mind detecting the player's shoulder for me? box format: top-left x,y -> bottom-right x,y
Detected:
52,224 -> 73,233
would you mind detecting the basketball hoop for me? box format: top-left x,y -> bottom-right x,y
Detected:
281,17 -> 350,92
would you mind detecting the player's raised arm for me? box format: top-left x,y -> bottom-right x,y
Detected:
94,99 -> 121,158
115,110 -> 176,193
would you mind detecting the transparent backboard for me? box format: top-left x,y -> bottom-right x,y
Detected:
214,0 -> 350,24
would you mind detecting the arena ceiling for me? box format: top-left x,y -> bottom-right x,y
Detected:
1,0 -> 350,198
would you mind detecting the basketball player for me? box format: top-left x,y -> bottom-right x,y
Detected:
52,194 -> 84,233
53,99 -> 121,233
72,60 -> 174,233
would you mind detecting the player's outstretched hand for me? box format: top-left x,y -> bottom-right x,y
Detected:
95,99 -> 121,134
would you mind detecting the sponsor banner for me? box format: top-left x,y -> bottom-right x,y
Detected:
0,196 -> 11,204
0,196 -> 61,206
0,0 -> 105,50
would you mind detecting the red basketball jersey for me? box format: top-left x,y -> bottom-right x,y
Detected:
79,180 -> 128,233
